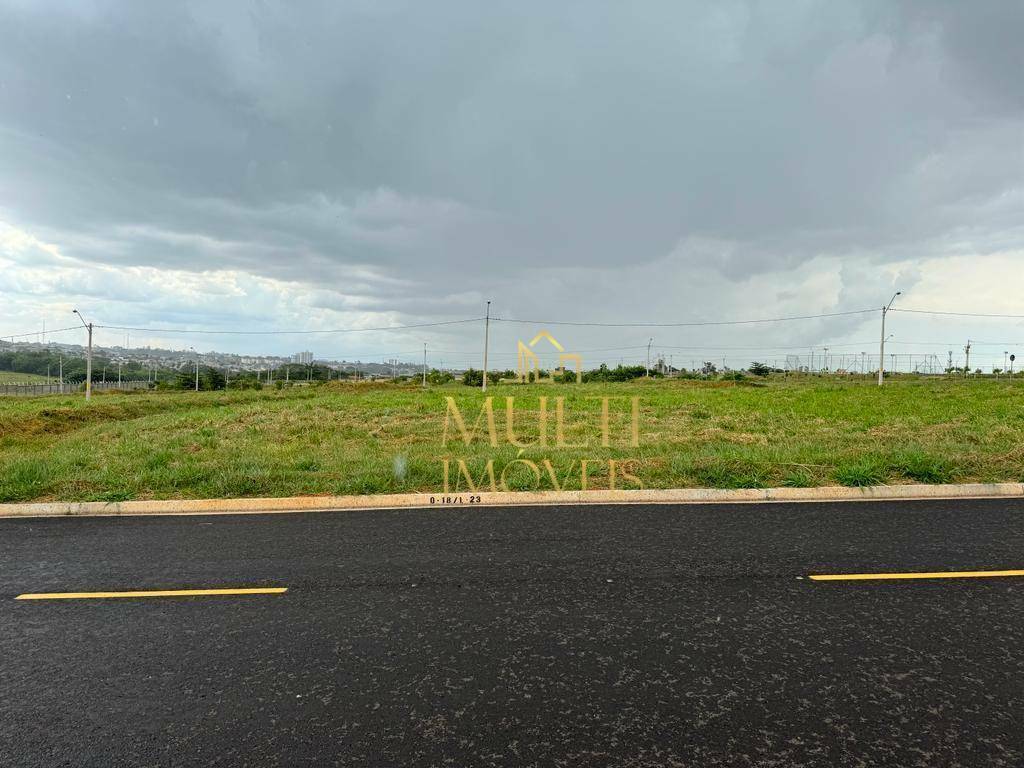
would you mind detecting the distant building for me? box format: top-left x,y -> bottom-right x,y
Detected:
292,351 -> 314,365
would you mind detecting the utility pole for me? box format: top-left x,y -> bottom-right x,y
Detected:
422,343 -> 427,387
481,300 -> 491,392
59,355 -> 64,394
191,347 -> 199,391
878,291 -> 901,386
947,350 -> 953,374
117,362 -> 121,388
646,338 -> 653,377
72,309 -> 93,401
964,340 -> 971,377
1004,351 -> 1009,377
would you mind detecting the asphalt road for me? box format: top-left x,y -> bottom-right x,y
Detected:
2,499 -> 1023,767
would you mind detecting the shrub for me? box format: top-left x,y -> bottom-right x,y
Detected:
426,369 -> 455,385
461,369 -> 500,386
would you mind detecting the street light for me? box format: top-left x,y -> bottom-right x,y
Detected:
878,292 -> 901,386
72,309 -> 93,401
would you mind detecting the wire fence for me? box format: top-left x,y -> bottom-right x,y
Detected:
0,380 -> 152,397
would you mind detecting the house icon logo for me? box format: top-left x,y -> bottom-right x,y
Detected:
516,330 -> 582,383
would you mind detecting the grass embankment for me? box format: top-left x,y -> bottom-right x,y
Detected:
0,377 -> 1022,502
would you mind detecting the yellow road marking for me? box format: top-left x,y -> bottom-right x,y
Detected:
15,587 -> 287,600
809,570 -> 1024,582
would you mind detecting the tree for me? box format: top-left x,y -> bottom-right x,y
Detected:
173,368 -> 196,390
426,369 -> 454,385
748,361 -> 772,377
200,367 -> 226,390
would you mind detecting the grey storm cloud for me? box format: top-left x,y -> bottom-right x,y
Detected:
1,0 -> 1022,359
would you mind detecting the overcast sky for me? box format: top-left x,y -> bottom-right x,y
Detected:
1,1 -> 1022,370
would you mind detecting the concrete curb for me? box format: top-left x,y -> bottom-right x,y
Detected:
1,482 -> 1023,518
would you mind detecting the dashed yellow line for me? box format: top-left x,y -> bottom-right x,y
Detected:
809,570 -> 1024,582
15,587 -> 288,600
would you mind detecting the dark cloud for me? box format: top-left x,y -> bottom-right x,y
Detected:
1,0 -> 1022,361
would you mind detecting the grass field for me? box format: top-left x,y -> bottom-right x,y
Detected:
0,371 -> 51,384
1,377 -> 1022,502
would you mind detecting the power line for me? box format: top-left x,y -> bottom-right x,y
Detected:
891,308 -> 1024,319
0,325 -> 82,340
655,341 -> 877,351
490,308 -> 877,328
92,317 -> 484,335
10,305 -> 1021,342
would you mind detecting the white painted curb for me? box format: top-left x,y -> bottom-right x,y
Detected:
1,483 -> 1023,518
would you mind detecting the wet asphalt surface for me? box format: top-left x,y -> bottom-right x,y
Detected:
1,498 -> 1023,767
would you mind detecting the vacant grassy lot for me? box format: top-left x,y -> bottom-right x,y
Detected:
1,377 -> 1022,502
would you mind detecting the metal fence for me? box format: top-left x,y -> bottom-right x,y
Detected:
0,380 -> 153,397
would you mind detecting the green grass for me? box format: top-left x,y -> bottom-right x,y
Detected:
1,376 -> 1022,502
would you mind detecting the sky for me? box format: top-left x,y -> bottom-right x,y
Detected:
1,0 -> 1023,371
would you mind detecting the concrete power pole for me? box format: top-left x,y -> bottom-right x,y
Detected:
422,343 -> 427,388
646,338 -> 653,377
482,300 -> 491,392
878,291 -> 901,386
72,309 -> 93,401
964,340 -> 971,377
